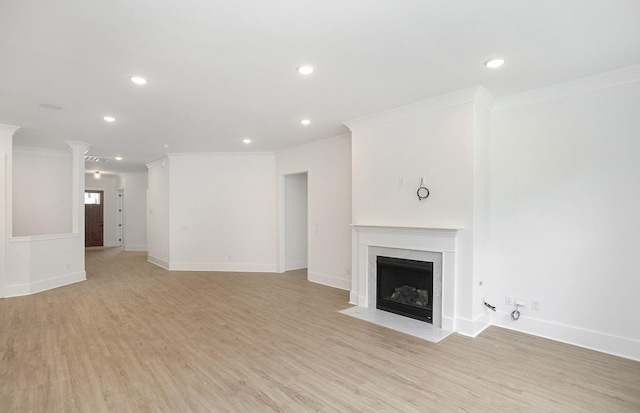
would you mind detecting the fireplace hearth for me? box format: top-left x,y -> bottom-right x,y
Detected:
376,256 -> 433,323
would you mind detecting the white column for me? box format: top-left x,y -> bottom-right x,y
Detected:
0,124 -> 21,297
65,142 -> 91,235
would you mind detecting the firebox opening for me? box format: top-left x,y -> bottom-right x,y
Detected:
376,256 -> 434,323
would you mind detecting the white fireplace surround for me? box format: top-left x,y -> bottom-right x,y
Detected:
351,225 -> 459,332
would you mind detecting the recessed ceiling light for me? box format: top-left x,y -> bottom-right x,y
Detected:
131,76 -> 147,85
300,119 -> 311,125
163,144 -> 170,148
484,58 -> 505,68
115,156 -> 123,161
103,116 -> 116,122
243,138 -> 252,144
297,65 -> 314,75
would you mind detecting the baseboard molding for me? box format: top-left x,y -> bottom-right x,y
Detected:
285,260 -> 308,271
308,271 -> 350,291
147,255 -> 170,270
124,244 -> 147,252
455,312 -> 491,337
168,261 -> 277,273
349,291 -> 359,305
491,311 -> 640,362
4,271 -> 86,297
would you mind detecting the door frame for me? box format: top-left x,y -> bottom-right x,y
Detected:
278,171 -> 310,273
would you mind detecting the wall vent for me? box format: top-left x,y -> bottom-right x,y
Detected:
85,156 -> 110,163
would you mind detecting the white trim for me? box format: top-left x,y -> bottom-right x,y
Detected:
493,64 -> 640,111
124,244 -> 147,252
285,260 -> 308,271
455,312 -> 491,338
145,157 -> 168,170
492,311 -> 640,362
308,271 -> 351,291
4,271 -> 86,297
13,145 -> 71,157
349,291 -> 359,305
9,232 -> 81,243
275,134 -> 351,157
168,261 -> 277,273
0,124 -> 21,135
147,254 -> 169,269
167,151 -> 276,158
344,86 -> 491,132
277,174 -> 286,273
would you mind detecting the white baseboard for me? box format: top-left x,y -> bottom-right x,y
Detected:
349,291 -> 359,305
168,261 -> 277,272
308,271 -> 351,291
4,271 -> 86,297
285,260 -> 308,271
147,255 -> 170,270
491,311 -> 640,362
124,244 -> 147,252
456,312 -> 491,337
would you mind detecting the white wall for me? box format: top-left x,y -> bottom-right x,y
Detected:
118,172 -> 148,251
2,135 -> 88,298
284,172 -> 308,271
276,135 -> 352,290
13,147 -> 72,236
85,173 -> 119,247
347,89 -> 491,334
168,153 -> 277,271
488,78 -> 640,360
147,157 -> 171,268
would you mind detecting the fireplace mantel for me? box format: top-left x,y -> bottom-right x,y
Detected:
351,224 -> 461,332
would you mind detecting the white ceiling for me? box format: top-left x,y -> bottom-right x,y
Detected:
1,0 -> 639,173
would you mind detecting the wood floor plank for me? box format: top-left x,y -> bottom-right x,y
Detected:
1,248 -> 639,412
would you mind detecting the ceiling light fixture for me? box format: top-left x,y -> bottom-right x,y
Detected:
163,144 -> 170,148
484,58 -> 505,68
130,76 -> 147,85
115,156 -> 123,161
103,116 -> 116,122
297,65 -> 314,75
93,171 -> 101,180
243,138 -> 252,144
300,119 -> 311,125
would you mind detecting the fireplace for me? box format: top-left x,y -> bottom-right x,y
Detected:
376,256 -> 433,323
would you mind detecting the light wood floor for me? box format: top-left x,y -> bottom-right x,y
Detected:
1,248 -> 639,412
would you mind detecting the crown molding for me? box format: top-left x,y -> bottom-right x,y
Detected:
0,124 -> 21,134
146,156 -> 168,169
343,86 -> 493,132
166,151 -> 275,158
13,145 -> 71,157
275,133 -> 351,157
493,64 -> 640,112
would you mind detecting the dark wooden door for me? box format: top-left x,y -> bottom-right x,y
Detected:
85,190 -> 104,247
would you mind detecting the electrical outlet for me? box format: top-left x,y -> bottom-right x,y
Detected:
515,297 -> 526,306
531,300 -> 540,311
505,296 -> 513,305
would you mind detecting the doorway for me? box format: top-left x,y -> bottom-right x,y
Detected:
85,190 -> 104,247
282,172 -> 308,272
